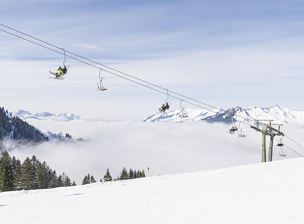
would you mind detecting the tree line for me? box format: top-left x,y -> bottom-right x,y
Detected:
0,151 -> 75,192
82,168 -> 146,185
0,151 -> 148,192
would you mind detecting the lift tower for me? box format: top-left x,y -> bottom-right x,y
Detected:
251,120 -> 284,162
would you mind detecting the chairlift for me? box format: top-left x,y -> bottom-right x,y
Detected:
97,69 -> 107,91
277,138 -> 286,157
179,100 -> 188,118
159,89 -> 170,113
229,125 -> 238,134
237,122 -> 246,137
238,129 -> 246,138
49,49 -> 68,79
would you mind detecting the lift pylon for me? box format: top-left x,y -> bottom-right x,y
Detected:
251,119 -> 284,162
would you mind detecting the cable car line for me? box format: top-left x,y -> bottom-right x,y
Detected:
1,24 -> 304,156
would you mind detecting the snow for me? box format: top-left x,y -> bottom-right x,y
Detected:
1,158 -> 304,223
144,108 -> 219,122
145,105 -> 304,124
14,110 -> 81,121
12,105 -> 304,124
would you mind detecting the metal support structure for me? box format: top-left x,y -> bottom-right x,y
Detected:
268,135 -> 274,162
262,128 -> 266,162
251,119 -> 284,163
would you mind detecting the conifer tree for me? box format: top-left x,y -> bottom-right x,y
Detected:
103,168 -> 112,182
129,169 -> 134,179
140,170 -> 146,178
57,175 -> 63,187
62,173 -> 72,187
82,174 -> 90,185
90,175 -> 96,183
0,151 -> 14,191
37,161 -> 49,189
21,157 -> 32,190
30,156 -> 40,189
12,156 -> 22,190
48,170 -> 58,188
120,167 -> 129,180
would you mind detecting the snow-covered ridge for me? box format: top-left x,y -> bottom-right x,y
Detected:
145,105 -> 304,124
14,110 -> 81,121
144,107 -> 220,122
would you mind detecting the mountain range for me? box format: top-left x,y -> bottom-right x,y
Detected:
0,107 -> 48,143
144,105 -> 304,124
14,110 -> 81,121
0,107 -> 80,146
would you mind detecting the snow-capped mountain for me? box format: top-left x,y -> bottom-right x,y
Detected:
0,107 -> 48,143
144,108 -> 220,122
0,106 -> 81,145
145,105 -> 304,124
14,110 -> 81,121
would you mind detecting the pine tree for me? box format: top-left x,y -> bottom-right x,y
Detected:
37,161 -> 50,189
140,170 -> 146,178
21,157 -> 32,190
90,175 -> 96,183
57,175 -> 63,187
135,169 -> 146,178
129,169 -> 134,179
62,173 -> 72,187
48,170 -> 58,188
120,167 -> 129,180
30,155 -> 40,189
11,156 -> 22,190
82,174 -> 90,185
103,169 -> 112,182
0,151 -> 14,191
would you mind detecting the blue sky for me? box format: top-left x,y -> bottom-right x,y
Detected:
2,0 -> 304,60
0,0 -> 304,114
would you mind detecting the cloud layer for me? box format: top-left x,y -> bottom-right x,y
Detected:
5,118 -> 303,184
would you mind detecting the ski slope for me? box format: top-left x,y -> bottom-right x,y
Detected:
1,158 -> 304,224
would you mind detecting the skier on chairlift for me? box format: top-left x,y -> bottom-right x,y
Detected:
229,125 -> 238,134
50,65 -> 68,79
49,49 -> 68,79
159,102 -> 170,113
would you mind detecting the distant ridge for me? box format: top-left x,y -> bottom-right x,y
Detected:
144,105 -> 304,124
14,110 -> 81,121
0,107 -> 48,143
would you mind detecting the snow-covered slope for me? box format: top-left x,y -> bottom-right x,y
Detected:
14,110 -> 81,121
145,105 -> 304,124
0,107 -> 48,143
144,108 -> 219,122
1,158 -> 304,224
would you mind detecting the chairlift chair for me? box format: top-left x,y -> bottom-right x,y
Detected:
229,125 -> 238,134
159,90 -> 170,113
237,122 -> 246,137
179,100 -> 188,118
277,138 -> 286,157
49,49 -> 69,79
97,69 -> 107,91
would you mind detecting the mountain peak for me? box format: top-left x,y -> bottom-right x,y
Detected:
13,110 -> 81,121
0,107 -> 48,143
144,105 -> 304,124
